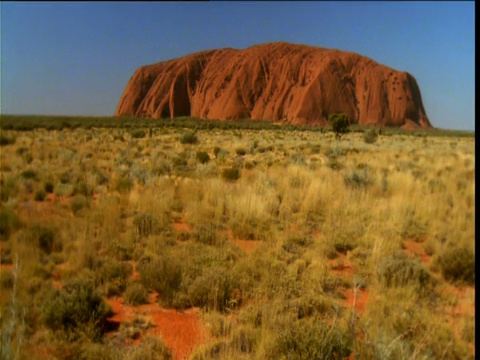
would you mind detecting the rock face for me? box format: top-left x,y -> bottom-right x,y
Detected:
115,42 -> 431,128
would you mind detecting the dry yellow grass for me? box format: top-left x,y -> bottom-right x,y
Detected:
0,126 -> 474,359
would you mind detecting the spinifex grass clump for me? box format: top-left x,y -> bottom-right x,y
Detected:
269,318 -> 352,359
376,253 -> 435,293
133,212 -> 162,237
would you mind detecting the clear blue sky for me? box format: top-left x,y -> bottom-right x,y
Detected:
1,1 -> 475,130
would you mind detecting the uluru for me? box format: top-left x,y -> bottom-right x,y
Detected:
115,42 -> 431,128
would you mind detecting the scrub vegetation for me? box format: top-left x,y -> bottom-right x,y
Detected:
0,115 -> 475,359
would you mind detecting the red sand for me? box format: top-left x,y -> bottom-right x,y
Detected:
403,239 -> 431,265
106,293 -> 205,360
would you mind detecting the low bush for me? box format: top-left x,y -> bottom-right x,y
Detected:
21,169 -> 37,180
1,269 -> 14,289
41,277 -> 111,339
36,226 -> 58,254
33,189 -> 47,202
72,194 -> 88,215
0,134 -> 16,145
431,246 -> 474,285
363,128 -> 379,144
0,208 -> 21,241
128,337 -> 172,360
180,131 -> 198,144
115,177 -> 134,193
131,129 -> 146,139
329,113 -> 350,139
124,282 -> 149,306
282,234 -> 314,255
196,151 -> 210,164
59,171 -> 73,184
235,148 -> 247,156
133,212 -> 161,237
74,181 -> 94,197
269,318 -> 351,359
343,168 -> 374,189
188,267 -> 238,312
222,167 -> 241,182
98,260 -> 133,296
138,256 -> 182,306
193,223 -> 223,246
44,181 -> 55,193
376,253 -> 434,292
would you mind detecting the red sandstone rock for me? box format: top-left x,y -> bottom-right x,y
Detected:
115,42 -> 431,128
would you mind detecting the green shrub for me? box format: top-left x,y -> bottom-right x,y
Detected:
41,277 -> 111,339
329,113 -> 350,139
21,169 -> 37,180
269,318 -> 351,359
34,188 -> 47,201
96,172 -> 110,186
0,208 -> 21,241
343,168 -> 374,189
244,161 -> 255,170
282,234 -> 314,255
15,146 -> 29,156
376,253 -> 434,292
54,182 -> 75,197
44,181 -> 55,193
37,226 -> 57,254
190,340 -> 228,360
180,131 -> 198,144
131,129 -> 146,139
59,171 -> 72,184
128,337 -> 172,360
0,134 -> 15,145
230,326 -> 258,354
133,213 -> 161,237
188,267 -> 237,312
79,342 -> 115,360
432,246 -> 474,285
1,269 -> 14,289
196,151 -> 210,164
235,148 -> 247,156
115,177 -> 133,193
1,177 -> 19,202
222,167 -> 241,182
72,194 -> 88,215
138,256 -> 182,306
124,282 -> 149,306
193,223 -> 223,246
74,181 -> 94,196
98,260 -> 133,296
363,128 -> 379,144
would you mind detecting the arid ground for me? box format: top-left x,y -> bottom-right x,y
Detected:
1,120 -> 474,359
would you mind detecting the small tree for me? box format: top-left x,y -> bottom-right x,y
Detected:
329,113 -> 350,139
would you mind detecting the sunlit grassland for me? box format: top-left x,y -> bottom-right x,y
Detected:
0,120 -> 475,359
